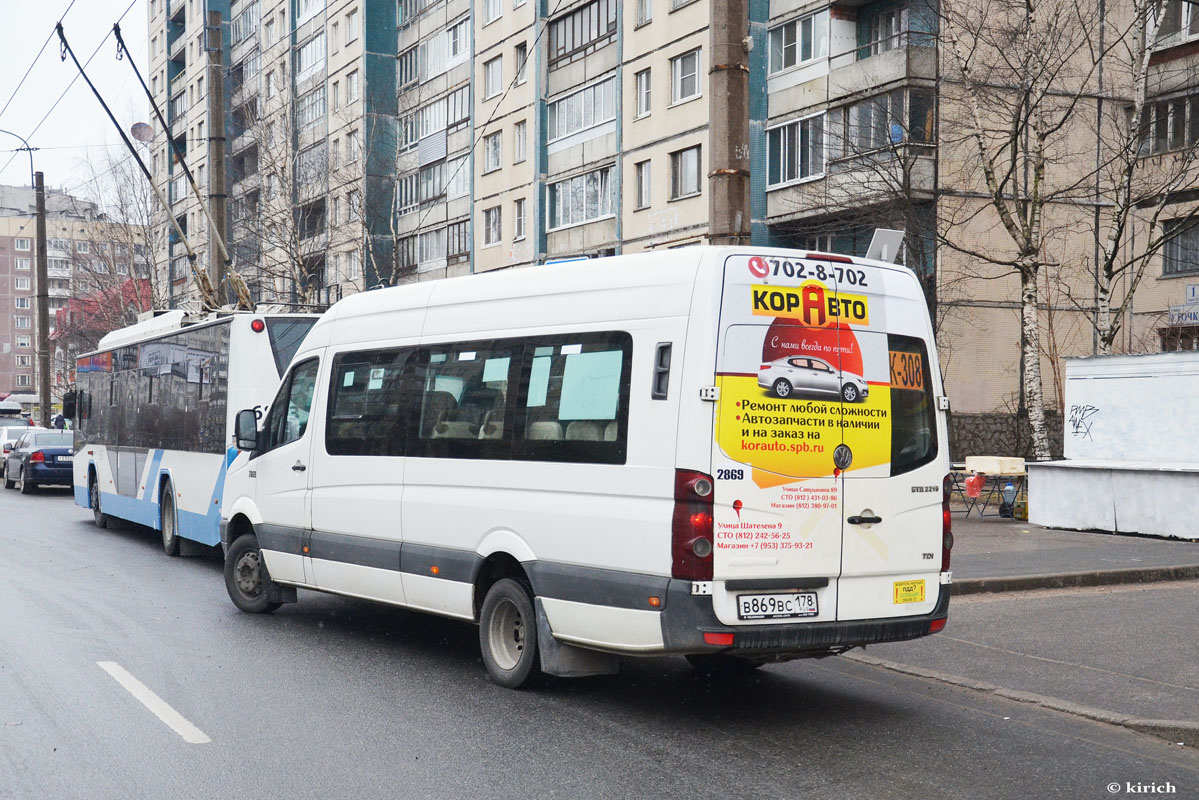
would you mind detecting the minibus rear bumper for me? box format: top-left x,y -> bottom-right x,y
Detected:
660,579 -> 950,658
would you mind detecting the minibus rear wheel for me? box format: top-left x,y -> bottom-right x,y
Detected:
225,533 -> 282,614
480,578 -> 542,689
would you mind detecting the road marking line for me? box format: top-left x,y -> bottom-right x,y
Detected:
97,661 -> 211,744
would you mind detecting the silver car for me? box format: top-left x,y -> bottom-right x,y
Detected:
758,356 -> 869,403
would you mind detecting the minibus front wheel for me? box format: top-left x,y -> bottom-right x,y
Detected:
225,533 -> 282,615
480,578 -> 542,689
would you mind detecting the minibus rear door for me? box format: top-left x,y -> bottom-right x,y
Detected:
709,253 -> 848,627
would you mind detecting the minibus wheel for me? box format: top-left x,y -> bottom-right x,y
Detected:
480,578 -> 542,689
225,533 -> 282,614
772,379 -> 792,398
160,481 -> 180,557
89,478 -> 108,528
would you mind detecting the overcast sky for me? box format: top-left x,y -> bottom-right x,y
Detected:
0,1 -> 148,200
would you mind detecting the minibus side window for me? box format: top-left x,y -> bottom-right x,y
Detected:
412,340 -> 518,460
888,334 -> 938,476
325,348 -> 413,456
513,331 -> 632,465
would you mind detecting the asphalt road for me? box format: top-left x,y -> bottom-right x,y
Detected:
2,487 -> 1196,799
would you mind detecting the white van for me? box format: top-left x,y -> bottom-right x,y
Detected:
221,247 -> 952,688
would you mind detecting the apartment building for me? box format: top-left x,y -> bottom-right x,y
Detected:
0,185 -> 152,398
146,0 -> 1199,430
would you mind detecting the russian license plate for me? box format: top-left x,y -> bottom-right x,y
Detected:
737,592 -> 818,620
58,455 -> 73,462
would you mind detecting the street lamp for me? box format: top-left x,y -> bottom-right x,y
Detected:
0,128 -> 51,427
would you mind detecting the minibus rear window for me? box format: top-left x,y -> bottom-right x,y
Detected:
888,334 -> 938,476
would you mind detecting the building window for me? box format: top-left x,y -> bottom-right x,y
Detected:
296,86 -> 327,132
637,0 -> 651,25
447,221 -> 469,257
548,0 -> 617,68
15,277 -> 30,290
76,241 -> 89,253
635,160 -> 651,208
767,115 -> 824,186
348,189 -> 362,221
769,11 -> 829,74
1137,94 -> 1199,156
15,354 -> 31,367
865,6 -> 904,56
398,47 -> 419,90
547,167 -> 615,229
514,198 -> 526,240
671,49 -> 701,104
448,86 -> 471,128
635,69 -> 651,118
484,0 -> 502,24
1163,219 -> 1199,276
15,297 -> 30,309
348,129 -> 361,161
347,249 -> 361,279
15,374 -> 31,388
346,8 -> 360,42
484,57 -> 503,99
450,19 -> 470,58
15,316 -> 31,329
419,228 -> 447,264
515,42 -> 528,83
547,76 -> 616,141
397,173 -> 418,214
446,156 -> 470,199
296,32 -> 326,80
484,132 -> 503,172
15,238 -> 30,251
16,336 -> 30,347
670,146 -> 701,198
331,80 -> 340,111
15,257 -> 30,270
347,70 -> 360,103
514,120 -> 527,163
484,206 -> 502,246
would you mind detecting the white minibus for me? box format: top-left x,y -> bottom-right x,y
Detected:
221,247 -> 952,688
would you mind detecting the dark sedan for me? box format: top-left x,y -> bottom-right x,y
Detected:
3,430 -> 75,494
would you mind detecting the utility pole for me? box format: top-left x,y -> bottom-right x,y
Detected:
206,10 -> 229,303
34,171 -> 51,427
708,0 -> 751,245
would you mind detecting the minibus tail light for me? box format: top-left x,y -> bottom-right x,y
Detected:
673,469 -> 714,581
30,450 -> 45,463
942,473 -> 953,572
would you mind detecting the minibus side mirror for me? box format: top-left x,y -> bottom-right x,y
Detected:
236,409 -> 260,452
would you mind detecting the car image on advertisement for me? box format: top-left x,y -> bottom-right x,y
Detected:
3,430 -> 74,494
758,356 -> 870,403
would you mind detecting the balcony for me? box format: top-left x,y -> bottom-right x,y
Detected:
765,145 -> 936,224
827,33 -> 936,103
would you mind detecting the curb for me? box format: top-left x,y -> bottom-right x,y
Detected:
846,652 -> 1198,746
953,564 -> 1199,595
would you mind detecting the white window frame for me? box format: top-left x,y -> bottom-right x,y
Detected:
15,257 -> 30,270
514,198 -> 526,240
345,7 -> 360,42
484,0 -> 503,25
546,166 -> 616,230
15,238 -> 30,251
547,75 -> 617,142
671,49 -> 701,105
16,336 -> 30,348
635,160 -> 651,209
15,374 -> 31,387
14,277 -> 30,290
15,316 -> 31,329
514,120 -> 528,163
484,56 -> 503,99
484,131 -> 503,173
347,70 -> 360,103
768,10 -> 829,75
766,112 -> 826,187
483,206 -> 502,246
635,69 -> 651,118
636,0 -> 651,26
670,145 -> 701,199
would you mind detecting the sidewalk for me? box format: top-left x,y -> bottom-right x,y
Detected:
856,516 -> 1199,744
950,513 -> 1199,590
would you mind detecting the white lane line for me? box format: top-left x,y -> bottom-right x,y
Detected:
97,661 -> 211,744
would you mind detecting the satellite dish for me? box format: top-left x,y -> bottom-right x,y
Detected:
130,122 -> 153,142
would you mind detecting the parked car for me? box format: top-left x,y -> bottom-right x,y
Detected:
0,425 -> 46,479
4,430 -> 74,493
758,355 -> 870,402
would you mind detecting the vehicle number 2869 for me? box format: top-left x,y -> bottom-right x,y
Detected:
716,469 -> 745,480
